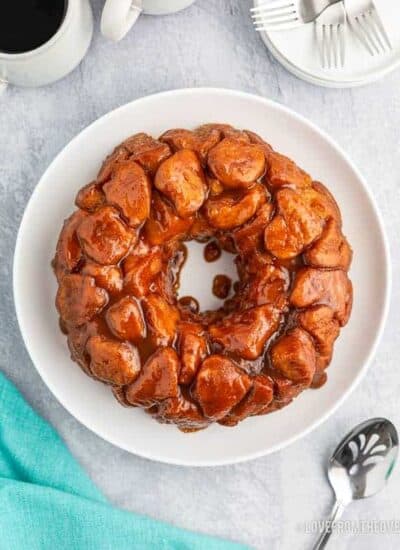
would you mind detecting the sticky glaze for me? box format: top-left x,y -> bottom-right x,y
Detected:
53,124 -> 353,431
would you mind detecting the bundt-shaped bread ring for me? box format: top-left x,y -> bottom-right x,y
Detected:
53,124 -> 353,432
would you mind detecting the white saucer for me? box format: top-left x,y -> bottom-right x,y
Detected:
143,0 -> 196,15
14,88 -> 390,466
255,0 -> 400,87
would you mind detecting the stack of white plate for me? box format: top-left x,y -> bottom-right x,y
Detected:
254,0 -> 400,87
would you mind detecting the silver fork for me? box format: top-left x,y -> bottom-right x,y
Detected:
345,0 -> 392,56
251,0 -> 341,32
315,1 -> 346,69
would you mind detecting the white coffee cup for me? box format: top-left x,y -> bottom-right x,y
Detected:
0,0 -> 93,92
101,0 -> 196,42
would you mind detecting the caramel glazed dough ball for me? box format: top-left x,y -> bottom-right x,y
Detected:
53,124 -> 353,432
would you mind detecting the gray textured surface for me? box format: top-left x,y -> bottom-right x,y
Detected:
1,1 -> 400,549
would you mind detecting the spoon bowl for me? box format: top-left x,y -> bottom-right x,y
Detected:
314,417 -> 398,549
329,417 -> 398,503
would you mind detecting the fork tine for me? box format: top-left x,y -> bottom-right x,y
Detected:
354,14 -> 379,55
254,12 -> 299,26
253,6 -> 299,30
368,9 -> 392,52
324,24 -> 331,68
252,6 -> 297,21
329,25 -> 336,69
323,25 -> 331,68
318,23 -> 343,70
338,23 -> 345,67
366,12 -> 386,53
315,1 -> 346,70
328,25 -> 335,68
331,24 -> 340,69
319,24 -> 327,69
251,0 -> 300,31
370,8 -> 392,50
252,12 -> 298,25
319,24 -> 326,68
360,13 -> 383,54
332,23 -> 344,68
250,1 -> 295,13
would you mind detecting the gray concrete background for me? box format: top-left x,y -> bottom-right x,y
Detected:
1,1 -> 400,548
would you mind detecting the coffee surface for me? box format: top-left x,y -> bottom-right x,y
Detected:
0,0 -> 66,54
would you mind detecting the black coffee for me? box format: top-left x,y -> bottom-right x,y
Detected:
0,0 -> 67,54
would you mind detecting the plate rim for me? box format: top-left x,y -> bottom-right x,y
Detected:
13,87 -> 392,466
253,0 -> 400,88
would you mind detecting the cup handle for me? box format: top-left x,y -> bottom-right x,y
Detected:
101,0 -> 142,42
0,77 -> 8,95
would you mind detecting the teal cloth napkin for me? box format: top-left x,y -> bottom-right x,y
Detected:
0,371 -> 248,550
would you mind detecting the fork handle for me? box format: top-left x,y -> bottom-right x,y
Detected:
313,0 -> 342,19
312,500 -> 346,550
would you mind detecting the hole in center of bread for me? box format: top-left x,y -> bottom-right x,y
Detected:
178,240 -> 238,313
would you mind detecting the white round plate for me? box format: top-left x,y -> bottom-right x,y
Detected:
14,88 -> 390,466
254,0 -> 400,87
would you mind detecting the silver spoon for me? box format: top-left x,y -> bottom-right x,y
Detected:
313,417 -> 398,549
